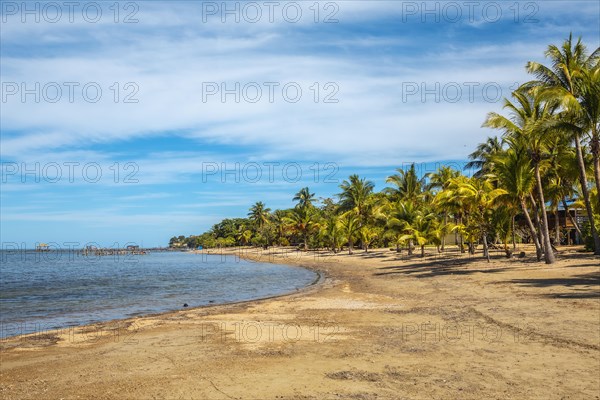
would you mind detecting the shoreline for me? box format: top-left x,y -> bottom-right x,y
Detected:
1,246 -> 599,399
0,249 -> 327,342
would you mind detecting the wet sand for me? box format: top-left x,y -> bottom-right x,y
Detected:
1,246 -> 599,399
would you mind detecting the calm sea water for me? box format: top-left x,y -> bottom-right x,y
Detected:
0,251 -> 318,338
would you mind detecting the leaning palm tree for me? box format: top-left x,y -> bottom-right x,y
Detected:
484,88 -> 558,264
525,34 -> 600,254
248,201 -> 271,230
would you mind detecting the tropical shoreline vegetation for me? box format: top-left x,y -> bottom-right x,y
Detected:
170,35 -> 599,264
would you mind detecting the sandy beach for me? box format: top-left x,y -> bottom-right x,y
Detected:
1,247 -> 599,399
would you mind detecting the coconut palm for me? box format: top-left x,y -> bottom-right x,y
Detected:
338,175 -> 375,222
434,175 -> 469,253
525,34 -> 600,254
271,209 -> 290,245
285,207 -> 318,251
293,187 -> 316,210
490,146 -> 543,260
386,201 -> 422,256
450,177 -> 507,262
427,166 -> 460,251
385,164 -> 426,204
339,212 -> 360,254
248,201 -> 271,230
322,215 -> 345,253
358,225 -> 379,253
484,88 -> 558,264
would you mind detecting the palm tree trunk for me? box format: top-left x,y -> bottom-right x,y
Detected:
482,233 -> 490,263
575,135 -> 600,254
420,245 -> 425,257
521,198 -> 543,261
457,215 -> 465,253
529,193 -> 544,252
554,208 -> 560,245
348,239 -> 353,255
511,213 -> 517,250
591,132 -> 600,212
441,212 -> 447,251
534,164 -> 555,264
408,239 -> 413,256
562,198 -> 583,239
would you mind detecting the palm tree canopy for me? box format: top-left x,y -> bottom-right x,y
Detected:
293,187 -> 316,210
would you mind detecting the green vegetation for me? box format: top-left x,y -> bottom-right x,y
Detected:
170,35 -> 599,264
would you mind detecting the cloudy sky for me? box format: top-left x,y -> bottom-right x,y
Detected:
1,1 -> 599,247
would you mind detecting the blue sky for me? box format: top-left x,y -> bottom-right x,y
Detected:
1,1 -> 599,247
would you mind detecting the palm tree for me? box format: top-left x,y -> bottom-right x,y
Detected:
427,166 -> 460,251
465,136 -> 503,177
451,177 -> 507,262
525,34 -> 600,254
248,201 -> 271,230
385,164 -> 426,204
271,209 -> 290,245
285,207 -> 318,251
340,212 -> 360,254
490,146 -> 543,260
322,215 -> 345,253
358,225 -> 379,253
386,201 -> 422,256
434,175 -> 469,253
236,226 -> 253,246
338,175 -> 375,222
293,187 -> 315,210
484,88 -> 558,264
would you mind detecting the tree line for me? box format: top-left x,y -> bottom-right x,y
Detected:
169,35 -> 599,264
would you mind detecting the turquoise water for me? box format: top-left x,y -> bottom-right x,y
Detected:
0,251 -> 317,338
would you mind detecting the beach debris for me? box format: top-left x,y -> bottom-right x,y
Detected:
183,303 -> 189,307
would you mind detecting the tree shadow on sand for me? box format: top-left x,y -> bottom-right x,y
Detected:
503,272 -> 600,299
374,257 -> 507,278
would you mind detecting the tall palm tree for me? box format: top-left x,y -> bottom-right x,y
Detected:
484,88 -> 558,264
525,34 -> 600,254
293,187 -> 315,210
248,201 -> 271,230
